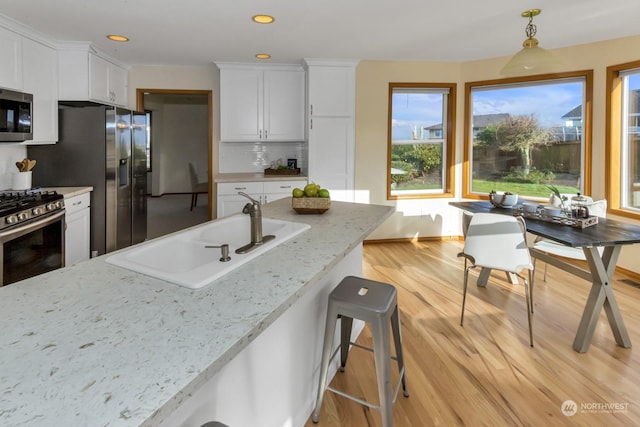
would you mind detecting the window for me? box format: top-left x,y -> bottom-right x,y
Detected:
606,60 -> 640,219
463,71 -> 593,200
387,83 -> 456,199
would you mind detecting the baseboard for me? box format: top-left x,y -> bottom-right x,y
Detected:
364,235 -> 463,244
148,192 -> 207,197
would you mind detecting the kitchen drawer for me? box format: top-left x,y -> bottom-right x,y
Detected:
217,181 -> 263,195
64,192 -> 91,215
263,180 -> 300,194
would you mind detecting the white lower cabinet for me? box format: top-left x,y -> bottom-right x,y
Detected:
216,180 -> 305,218
64,192 -> 91,266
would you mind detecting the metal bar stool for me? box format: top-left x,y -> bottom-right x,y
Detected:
312,276 -> 409,427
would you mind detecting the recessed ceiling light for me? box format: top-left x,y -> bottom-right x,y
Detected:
106,34 -> 129,42
256,53 -> 271,59
252,15 -> 275,24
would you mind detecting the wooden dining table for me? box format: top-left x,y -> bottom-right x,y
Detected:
450,200 -> 640,353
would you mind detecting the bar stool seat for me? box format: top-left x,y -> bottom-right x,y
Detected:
312,275 -> 409,427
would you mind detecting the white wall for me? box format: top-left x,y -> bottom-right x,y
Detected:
144,101 -> 208,195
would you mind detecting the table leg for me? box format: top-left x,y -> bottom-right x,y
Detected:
572,246 -> 632,353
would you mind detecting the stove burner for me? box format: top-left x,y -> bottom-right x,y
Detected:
0,189 -> 65,231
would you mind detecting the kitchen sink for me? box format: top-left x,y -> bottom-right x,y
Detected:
106,215 -> 310,289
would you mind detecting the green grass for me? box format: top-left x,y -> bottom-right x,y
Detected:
472,180 -> 579,198
392,178 -> 580,198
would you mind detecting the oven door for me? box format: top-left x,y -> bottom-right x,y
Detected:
0,210 -> 65,286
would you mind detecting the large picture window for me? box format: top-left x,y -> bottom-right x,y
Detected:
387,83 -> 455,199
464,71 -> 592,200
606,60 -> 640,219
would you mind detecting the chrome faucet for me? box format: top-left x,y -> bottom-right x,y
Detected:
236,192 -> 275,254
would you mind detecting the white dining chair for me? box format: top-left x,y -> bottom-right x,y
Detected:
189,162 -> 208,211
532,199 -> 607,282
458,213 -> 535,347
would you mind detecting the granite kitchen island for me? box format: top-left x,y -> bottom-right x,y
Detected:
0,198 -> 393,427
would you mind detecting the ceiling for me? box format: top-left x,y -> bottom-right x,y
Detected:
1,0 -> 639,67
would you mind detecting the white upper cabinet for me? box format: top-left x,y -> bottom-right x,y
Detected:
0,26 -> 23,91
306,62 -> 355,118
218,64 -> 305,142
58,45 -> 128,107
0,19 -> 58,144
89,53 -> 127,105
22,37 -> 58,144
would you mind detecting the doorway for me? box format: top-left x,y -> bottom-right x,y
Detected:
136,89 -> 212,237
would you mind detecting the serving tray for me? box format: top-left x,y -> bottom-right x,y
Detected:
264,168 -> 301,176
512,206 -> 598,228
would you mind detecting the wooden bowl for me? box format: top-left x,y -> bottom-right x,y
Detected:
292,197 -> 331,214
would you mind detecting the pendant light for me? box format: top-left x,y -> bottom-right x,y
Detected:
500,9 -> 561,76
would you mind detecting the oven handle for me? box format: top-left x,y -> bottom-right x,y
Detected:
0,209 -> 66,243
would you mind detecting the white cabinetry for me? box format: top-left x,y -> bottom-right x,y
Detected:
0,26 -> 22,90
64,192 -> 91,266
22,37 -> 58,144
58,45 -> 128,107
216,180 -> 304,218
0,19 -> 58,144
218,64 -> 305,142
305,59 -> 358,202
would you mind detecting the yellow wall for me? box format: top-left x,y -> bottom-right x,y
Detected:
355,35 -> 640,273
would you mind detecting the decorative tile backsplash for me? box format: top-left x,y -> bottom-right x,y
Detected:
219,141 -> 308,174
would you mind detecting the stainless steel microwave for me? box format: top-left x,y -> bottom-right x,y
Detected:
0,88 -> 33,142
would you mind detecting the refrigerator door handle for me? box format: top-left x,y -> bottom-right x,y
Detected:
118,158 -> 129,187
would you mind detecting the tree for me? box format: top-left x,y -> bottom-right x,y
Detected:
476,114 -> 553,174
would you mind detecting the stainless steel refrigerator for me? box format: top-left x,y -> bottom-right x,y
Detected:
28,103 -> 147,256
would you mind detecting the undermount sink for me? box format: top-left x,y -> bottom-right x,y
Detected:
106,215 -> 310,289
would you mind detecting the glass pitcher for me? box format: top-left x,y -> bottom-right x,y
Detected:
571,193 -> 590,218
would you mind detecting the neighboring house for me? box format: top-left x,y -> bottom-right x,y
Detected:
561,105 -> 582,128
424,113 -> 510,140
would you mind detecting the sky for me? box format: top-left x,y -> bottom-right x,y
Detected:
391,80 -> 584,141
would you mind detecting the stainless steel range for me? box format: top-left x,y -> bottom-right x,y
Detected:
0,189 -> 65,286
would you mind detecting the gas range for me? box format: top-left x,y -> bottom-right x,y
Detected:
0,189 -> 65,231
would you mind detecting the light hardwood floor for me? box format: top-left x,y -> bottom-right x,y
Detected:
305,240 -> 640,427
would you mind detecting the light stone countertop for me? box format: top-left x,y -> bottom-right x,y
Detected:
214,172 -> 308,183
0,198 -> 394,427
42,186 -> 93,198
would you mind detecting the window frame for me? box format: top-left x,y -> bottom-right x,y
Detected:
606,59 -> 640,220
387,82 -> 456,200
463,70 -> 593,200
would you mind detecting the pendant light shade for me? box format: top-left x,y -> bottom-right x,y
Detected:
500,9 -> 561,76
